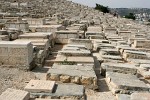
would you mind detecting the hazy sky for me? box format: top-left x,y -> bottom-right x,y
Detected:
69,0 -> 150,8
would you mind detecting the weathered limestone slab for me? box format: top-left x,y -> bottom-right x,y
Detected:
87,26 -> 102,32
128,59 -> 150,64
55,30 -> 79,44
140,64 -> 150,70
138,70 -> 150,79
29,25 -> 64,33
85,31 -> 104,38
101,63 -> 137,76
0,41 -> 33,69
99,55 -> 123,63
14,39 -> 50,58
128,38 -> 145,45
55,38 -> 68,44
116,94 -> 130,100
104,27 -> 117,34
133,40 -> 150,48
123,50 -> 150,60
99,49 -> 120,55
117,41 -> 128,46
97,44 -> 115,50
25,80 -> 55,93
93,40 -> 110,51
19,32 -> 53,40
0,88 -> 30,100
64,44 -> 88,50
117,46 -> 135,55
69,39 -> 93,50
131,93 -> 150,100
46,65 -> 97,89
137,64 -> 150,79
55,56 -> 94,65
58,45 -> 91,56
89,35 -> 105,40
106,72 -> 150,94
118,31 -> 131,37
30,83 -> 85,100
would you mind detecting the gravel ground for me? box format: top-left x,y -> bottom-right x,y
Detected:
86,89 -> 116,100
0,66 -> 36,94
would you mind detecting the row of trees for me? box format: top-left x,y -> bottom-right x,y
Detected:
95,3 -> 110,13
94,3 -> 136,20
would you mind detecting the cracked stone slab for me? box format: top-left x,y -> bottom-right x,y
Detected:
106,72 -> 150,94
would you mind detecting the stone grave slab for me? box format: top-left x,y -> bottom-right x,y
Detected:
101,63 -> 137,76
24,80 -> 55,93
58,49 -> 91,56
106,72 -> 150,94
0,88 -> 30,100
127,59 -> 150,64
55,56 -> 94,65
30,83 -> 85,100
99,49 -> 120,55
46,65 -> 97,90
131,93 -> 150,100
116,94 -> 130,100
98,55 -> 123,63
123,50 -> 150,60
68,39 -> 92,50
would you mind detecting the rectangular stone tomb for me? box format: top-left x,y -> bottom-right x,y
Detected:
46,65 -> 97,90
99,49 -> 120,55
123,50 -> 150,60
97,44 -> 115,50
101,63 -> 137,76
55,30 -> 79,44
24,80 -> 55,93
30,83 -> 85,100
64,44 -> 87,50
0,41 -> 33,69
127,58 -> 150,64
106,72 -> 150,94
19,32 -> 53,40
0,88 -> 30,100
69,39 -> 93,50
98,55 -> 123,63
133,40 -> 150,48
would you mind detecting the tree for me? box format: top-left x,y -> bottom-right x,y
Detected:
124,13 -> 136,20
95,3 -> 110,13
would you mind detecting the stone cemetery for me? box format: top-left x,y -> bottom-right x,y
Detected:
0,0 -> 150,100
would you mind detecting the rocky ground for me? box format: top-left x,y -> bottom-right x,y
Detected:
0,66 -> 36,94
